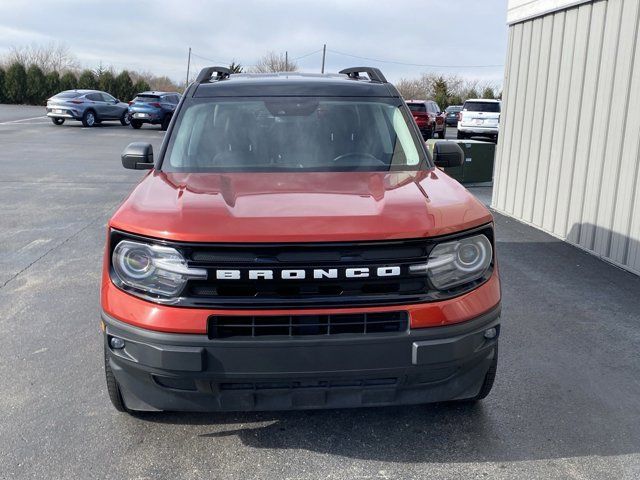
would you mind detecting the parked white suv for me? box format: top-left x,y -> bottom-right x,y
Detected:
457,99 -> 501,142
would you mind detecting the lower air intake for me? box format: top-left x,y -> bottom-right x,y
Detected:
208,311 -> 408,339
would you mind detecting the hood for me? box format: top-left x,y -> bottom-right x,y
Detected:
109,170 -> 492,242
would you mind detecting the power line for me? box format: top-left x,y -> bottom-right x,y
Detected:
327,49 -> 503,68
190,51 -> 231,65
291,49 -> 323,61
190,48 -> 323,68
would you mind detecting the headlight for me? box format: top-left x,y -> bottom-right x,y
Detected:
410,234 -> 492,290
112,240 -> 207,297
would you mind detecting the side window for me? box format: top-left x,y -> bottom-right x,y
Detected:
173,95 -> 181,104
86,93 -> 102,102
434,103 -> 441,113
427,102 -> 435,113
101,93 -> 116,103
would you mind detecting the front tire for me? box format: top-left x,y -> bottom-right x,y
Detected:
120,112 -> 131,126
104,347 -> 129,413
131,120 -> 143,129
82,110 -> 96,127
51,118 -> 65,125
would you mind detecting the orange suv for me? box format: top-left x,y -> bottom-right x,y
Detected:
101,67 -> 501,413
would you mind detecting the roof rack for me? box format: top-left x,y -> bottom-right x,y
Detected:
339,67 -> 387,83
195,66 -> 232,83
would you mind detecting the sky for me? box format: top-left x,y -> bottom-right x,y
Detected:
0,0 -> 508,85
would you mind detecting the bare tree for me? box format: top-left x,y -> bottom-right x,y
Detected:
396,72 -> 502,104
129,70 -> 180,92
3,42 -> 79,73
394,78 -> 426,100
249,52 -> 298,73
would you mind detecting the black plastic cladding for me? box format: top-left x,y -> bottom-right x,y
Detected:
108,224 -> 495,309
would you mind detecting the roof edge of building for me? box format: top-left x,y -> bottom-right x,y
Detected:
507,0 -> 593,25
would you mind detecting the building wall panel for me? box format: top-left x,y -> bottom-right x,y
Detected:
495,0 -> 640,275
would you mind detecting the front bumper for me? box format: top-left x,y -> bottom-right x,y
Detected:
103,305 -> 500,412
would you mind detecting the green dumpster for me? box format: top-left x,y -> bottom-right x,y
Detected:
425,139 -> 495,185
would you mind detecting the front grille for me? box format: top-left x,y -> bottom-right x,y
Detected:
181,238 -> 437,308
208,311 -> 408,338
110,226 -> 494,309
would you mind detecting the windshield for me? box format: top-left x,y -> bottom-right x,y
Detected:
463,101 -> 500,113
163,97 -> 425,172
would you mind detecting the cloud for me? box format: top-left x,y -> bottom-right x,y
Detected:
0,0 -> 508,84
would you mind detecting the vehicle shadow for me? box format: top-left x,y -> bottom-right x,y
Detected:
134,219 -> 640,464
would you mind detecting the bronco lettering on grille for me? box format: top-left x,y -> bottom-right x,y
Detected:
215,266 -> 402,280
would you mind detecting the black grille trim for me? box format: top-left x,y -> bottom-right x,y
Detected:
109,224 -> 494,308
208,312 -> 409,339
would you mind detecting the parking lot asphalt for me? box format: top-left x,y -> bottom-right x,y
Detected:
0,105 -> 639,480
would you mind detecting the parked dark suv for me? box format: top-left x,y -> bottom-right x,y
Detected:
103,66 -> 501,413
445,105 -> 462,126
128,91 -> 181,130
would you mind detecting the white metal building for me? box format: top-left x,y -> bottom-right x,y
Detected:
493,0 -> 640,275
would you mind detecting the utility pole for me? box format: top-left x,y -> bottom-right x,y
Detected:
321,44 -> 326,73
285,51 -> 288,71
186,47 -> 192,87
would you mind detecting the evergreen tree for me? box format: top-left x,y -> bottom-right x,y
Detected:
99,71 -> 116,95
4,62 -> 27,104
433,76 -> 450,110
26,65 -> 47,104
229,62 -> 243,74
0,67 -> 5,103
78,69 -> 98,89
45,71 -> 60,97
59,71 -> 78,91
482,86 -> 496,99
114,70 -> 134,101
133,79 -> 150,94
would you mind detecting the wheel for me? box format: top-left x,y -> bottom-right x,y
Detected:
160,114 -> 172,131
120,112 -> 131,126
457,131 -> 466,140
466,343 -> 498,402
161,115 -> 172,131
423,128 -> 433,140
437,126 -> 446,139
82,110 -> 97,127
104,346 -> 129,413
131,120 -> 143,129
51,118 -> 64,125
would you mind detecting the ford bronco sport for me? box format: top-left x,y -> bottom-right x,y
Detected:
101,66 -> 501,412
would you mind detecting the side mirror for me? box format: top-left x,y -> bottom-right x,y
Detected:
433,141 -> 464,168
121,142 -> 154,170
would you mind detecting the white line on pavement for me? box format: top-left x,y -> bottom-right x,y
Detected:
0,115 -> 48,125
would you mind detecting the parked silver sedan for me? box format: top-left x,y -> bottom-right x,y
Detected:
46,90 -> 130,127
